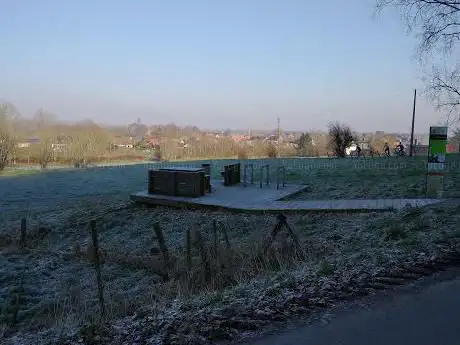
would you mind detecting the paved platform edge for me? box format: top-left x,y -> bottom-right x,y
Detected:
130,191 -> 444,213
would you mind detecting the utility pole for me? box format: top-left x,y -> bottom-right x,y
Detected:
277,117 -> 280,142
409,89 -> 417,156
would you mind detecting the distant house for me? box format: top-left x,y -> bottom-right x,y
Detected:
231,134 -> 250,142
111,136 -> 135,149
118,144 -> 134,149
16,137 -> 40,148
28,137 -> 41,144
145,137 -> 161,148
51,143 -> 67,152
248,135 -> 264,141
263,135 -> 278,142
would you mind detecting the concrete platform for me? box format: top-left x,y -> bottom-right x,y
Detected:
130,180 -> 443,212
131,180 -> 307,210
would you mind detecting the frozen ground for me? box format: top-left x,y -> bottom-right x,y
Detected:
2,156 -> 459,219
285,155 -> 460,199
1,157 -> 459,344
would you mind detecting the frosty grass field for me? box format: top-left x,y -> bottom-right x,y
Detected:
1,156 -> 460,344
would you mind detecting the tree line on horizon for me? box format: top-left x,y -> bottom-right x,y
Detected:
2,98 -> 459,173
0,101 -> 407,172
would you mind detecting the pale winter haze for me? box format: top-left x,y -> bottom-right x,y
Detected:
0,0 -> 446,132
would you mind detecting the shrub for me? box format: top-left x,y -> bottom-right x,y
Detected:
237,147 -> 249,160
328,122 -> 354,158
297,133 -> 315,157
154,147 -> 162,160
266,143 -> 278,158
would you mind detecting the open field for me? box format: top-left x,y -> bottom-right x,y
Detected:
286,155 -> 460,199
1,156 -> 459,344
1,156 -> 459,218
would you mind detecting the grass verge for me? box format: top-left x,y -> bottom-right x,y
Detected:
1,200 -> 459,344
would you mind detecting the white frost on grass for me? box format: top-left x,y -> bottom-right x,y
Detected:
0,157 -> 459,344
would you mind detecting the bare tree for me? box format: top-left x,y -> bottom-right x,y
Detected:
0,130 -> 15,171
376,0 -> 460,56
297,133 -> 315,157
376,0 -> 460,122
0,104 -> 16,171
450,127 -> 460,145
427,64 -> 460,124
328,122 -> 354,157
32,138 -> 54,169
66,125 -> 111,167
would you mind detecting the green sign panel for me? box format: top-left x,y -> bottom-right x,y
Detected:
428,126 -> 448,164
425,126 -> 448,197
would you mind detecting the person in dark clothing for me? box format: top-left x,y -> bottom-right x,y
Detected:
356,144 -> 362,157
383,142 -> 390,157
395,141 -> 405,156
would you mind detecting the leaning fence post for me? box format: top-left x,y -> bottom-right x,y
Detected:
90,219 -> 105,319
260,214 -> 285,258
153,222 -> 170,268
185,228 -> 192,272
283,216 -> 305,260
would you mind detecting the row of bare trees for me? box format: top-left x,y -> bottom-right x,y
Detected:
1,102 -> 299,170
0,104 -> 128,170
1,100 -> 402,173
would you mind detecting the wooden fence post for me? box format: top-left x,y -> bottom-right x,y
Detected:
260,215 -> 285,257
212,219 -> 218,258
153,222 -> 170,267
258,213 -> 305,261
194,229 -> 211,283
90,219 -> 105,319
283,218 -> 306,260
185,228 -> 192,272
220,223 -> 231,250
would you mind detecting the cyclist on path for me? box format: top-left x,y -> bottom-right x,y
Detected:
383,142 -> 390,157
356,144 -> 362,157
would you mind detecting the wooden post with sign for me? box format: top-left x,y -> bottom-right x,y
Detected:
425,126 -> 448,198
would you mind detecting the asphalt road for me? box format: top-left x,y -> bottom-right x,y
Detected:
246,274 -> 460,345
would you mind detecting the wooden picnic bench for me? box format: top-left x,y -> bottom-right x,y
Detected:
148,167 -> 210,197
221,163 -> 241,186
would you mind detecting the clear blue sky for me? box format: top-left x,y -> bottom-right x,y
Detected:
0,0 -> 444,132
